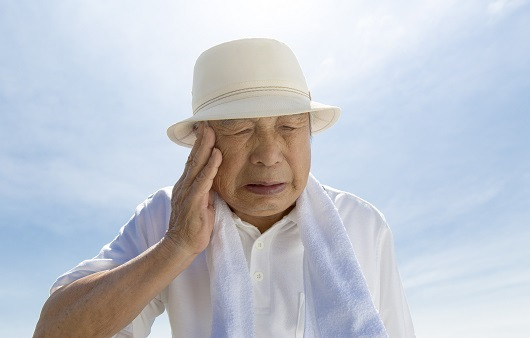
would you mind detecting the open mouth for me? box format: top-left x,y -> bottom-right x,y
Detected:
245,182 -> 287,195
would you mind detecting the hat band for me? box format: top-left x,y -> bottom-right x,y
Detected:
193,86 -> 310,115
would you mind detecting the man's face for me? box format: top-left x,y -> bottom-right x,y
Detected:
210,113 -> 311,229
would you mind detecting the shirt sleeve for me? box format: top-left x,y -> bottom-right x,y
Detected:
50,189 -> 170,337
324,186 -> 415,338
377,223 -> 416,338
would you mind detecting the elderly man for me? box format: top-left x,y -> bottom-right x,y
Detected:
34,38 -> 414,337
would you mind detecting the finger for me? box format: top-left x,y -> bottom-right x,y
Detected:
173,122 -> 205,195
183,122 -> 205,173
208,189 -> 215,209
192,147 -> 222,198
185,124 -> 216,183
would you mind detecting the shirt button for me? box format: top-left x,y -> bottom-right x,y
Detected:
253,271 -> 264,282
255,240 -> 264,250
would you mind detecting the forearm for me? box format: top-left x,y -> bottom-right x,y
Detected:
33,237 -> 196,338
34,123 -> 220,337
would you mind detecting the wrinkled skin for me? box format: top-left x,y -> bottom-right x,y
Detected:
168,113 -> 311,248
210,113 -> 311,232
166,123 -> 223,254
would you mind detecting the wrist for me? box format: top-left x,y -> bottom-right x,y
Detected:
159,234 -> 200,260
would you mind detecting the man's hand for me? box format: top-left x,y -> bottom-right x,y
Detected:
33,124 -> 221,337
166,122 -> 222,255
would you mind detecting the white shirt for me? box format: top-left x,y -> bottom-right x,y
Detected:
52,185 -> 415,337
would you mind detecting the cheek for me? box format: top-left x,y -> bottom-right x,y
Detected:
212,145 -> 245,192
295,151 -> 311,181
212,171 -> 224,193
212,159 -> 232,193
286,136 -> 311,185
291,134 -> 311,163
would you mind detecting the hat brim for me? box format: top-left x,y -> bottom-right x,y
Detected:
167,96 -> 341,147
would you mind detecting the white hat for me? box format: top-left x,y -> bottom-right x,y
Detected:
167,38 -> 341,147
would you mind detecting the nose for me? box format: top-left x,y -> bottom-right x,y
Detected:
249,132 -> 283,167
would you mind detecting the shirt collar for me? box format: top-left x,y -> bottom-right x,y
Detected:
230,204 -> 299,234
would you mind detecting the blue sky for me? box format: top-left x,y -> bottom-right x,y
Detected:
1,0 -> 529,337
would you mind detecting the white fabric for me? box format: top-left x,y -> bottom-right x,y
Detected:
52,180 -> 415,338
295,174 -> 386,337
166,38 -> 341,147
206,174 -> 386,337
205,195 -> 255,337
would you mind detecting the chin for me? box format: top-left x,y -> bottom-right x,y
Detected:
250,199 -> 295,215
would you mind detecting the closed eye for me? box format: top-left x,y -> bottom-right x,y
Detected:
279,125 -> 296,131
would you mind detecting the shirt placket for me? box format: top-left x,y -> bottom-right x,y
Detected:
250,228 -> 276,314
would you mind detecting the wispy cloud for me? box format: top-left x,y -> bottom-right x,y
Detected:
1,0 -> 529,336
487,0 -> 529,17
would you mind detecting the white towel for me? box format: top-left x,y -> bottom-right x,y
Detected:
206,195 -> 255,338
206,174 -> 387,337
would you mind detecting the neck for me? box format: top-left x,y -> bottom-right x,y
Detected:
234,205 -> 294,233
